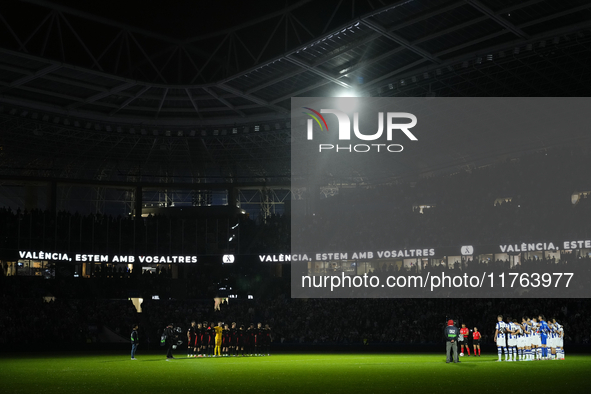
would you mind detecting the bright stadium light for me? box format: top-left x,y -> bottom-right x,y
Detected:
334,88 -> 358,98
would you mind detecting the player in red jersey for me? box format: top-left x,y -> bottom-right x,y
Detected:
187,321 -> 197,357
459,323 -> 471,356
472,327 -> 481,356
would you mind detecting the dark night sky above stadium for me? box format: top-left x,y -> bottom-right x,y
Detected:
48,0 -> 297,38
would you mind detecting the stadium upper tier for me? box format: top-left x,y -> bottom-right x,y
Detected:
0,0 -> 590,181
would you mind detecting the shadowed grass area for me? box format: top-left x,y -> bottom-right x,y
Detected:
1,352 -> 590,394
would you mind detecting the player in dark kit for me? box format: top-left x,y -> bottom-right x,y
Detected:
209,322 -> 217,357
244,324 -> 251,356
239,325 -> 246,356
195,322 -> 203,357
201,321 -> 210,357
262,324 -> 272,356
229,322 -> 238,356
187,321 -> 196,357
255,322 -> 264,356
222,323 -> 230,357
246,323 -> 256,356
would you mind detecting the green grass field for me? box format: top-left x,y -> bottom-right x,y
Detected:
1,352 -> 590,394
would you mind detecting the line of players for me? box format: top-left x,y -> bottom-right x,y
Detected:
494,314 -> 565,362
186,321 -> 272,357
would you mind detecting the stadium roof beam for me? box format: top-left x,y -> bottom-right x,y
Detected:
20,0 -> 183,45
216,84 -> 288,115
190,33 -> 232,84
0,10 -> 27,52
202,87 -> 245,118
66,82 -> 136,110
385,1 -> 467,32
17,0 -> 224,82
270,79 -> 332,105
240,29 -> 385,94
154,88 -> 168,119
183,0 -> 315,44
109,86 -> 151,116
411,16 -> 489,47
360,18 -> 441,64
0,63 -> 61,93
285,57 -> 351,89
356,59 -> 430,92
518,2 -> 591,29
56,11 -> 103,71
360,16 -> 591,94
184,88 -> 202,119
336,46 -> 407,79
465,0 -> 529,39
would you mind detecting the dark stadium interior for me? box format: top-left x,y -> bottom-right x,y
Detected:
1,0 -> 591,367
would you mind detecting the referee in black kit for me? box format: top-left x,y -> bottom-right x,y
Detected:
445,319 -> 460,363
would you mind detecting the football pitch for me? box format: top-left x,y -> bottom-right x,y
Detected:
1,352 -> 590,394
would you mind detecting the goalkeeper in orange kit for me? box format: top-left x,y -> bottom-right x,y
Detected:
214,322 -> 223,357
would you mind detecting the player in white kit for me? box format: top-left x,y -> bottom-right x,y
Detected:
506,317 -> 517,361
494,315 -> 507,362
548,322 -> 557,359
530,318 -> 541,360
514,318 -> 524,361
552,318 -> 565,360
521,317 -> 532,361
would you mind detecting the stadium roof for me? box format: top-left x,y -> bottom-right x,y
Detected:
0,0 -> 590,183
